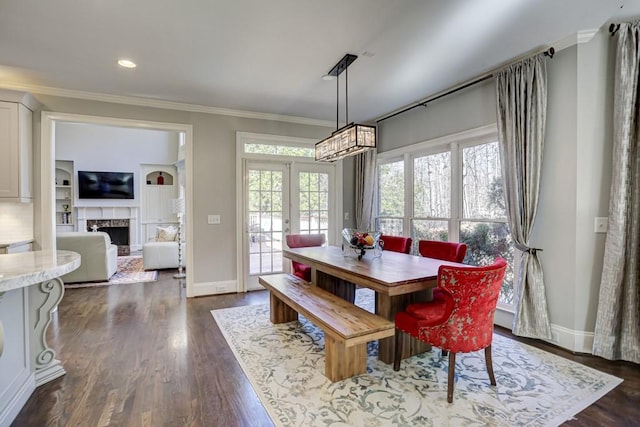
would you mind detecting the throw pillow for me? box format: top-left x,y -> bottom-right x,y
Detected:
156,226 -> 178,242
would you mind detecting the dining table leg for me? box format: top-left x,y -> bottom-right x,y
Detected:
314,270 -> 356,303
376,289 -> 433,364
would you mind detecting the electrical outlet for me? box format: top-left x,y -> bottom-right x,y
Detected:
594,217 -> 608,233
208,214 -> 221,225
344,212 -> 350,221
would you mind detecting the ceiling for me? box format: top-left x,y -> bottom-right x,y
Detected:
0,0 -> 638,125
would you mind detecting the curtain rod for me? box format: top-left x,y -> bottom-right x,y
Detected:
376,46 -> 555,123
609,23 -> 620,36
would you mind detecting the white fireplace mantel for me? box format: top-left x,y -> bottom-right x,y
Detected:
76,207 -> 140,251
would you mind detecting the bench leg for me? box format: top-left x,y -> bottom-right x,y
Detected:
269,293 -> 298,324
324,335 -> 367,382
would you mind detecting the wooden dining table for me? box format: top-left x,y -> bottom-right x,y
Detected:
282,245 -> 465,364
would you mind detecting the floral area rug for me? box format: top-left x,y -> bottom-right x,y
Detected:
211,289 -> 622,427
65,256 -> 158,288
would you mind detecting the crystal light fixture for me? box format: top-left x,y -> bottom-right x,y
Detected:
315,54 -> 376,162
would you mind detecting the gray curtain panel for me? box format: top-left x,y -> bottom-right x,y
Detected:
593,21 -> 640,364
355,150 -> 377,231
495,54 -> 552,339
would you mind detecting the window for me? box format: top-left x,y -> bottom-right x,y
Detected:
460,142 -> 514,305
244,142 -> 315,157
377,160 -> 405,235
376,127 -> 516,306
413,151 -> 451,245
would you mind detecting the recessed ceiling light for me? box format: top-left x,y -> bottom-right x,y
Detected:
117,59 -> 137,69
321,74 -> 336,81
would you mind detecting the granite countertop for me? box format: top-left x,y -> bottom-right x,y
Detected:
0,250 -> 81,292
0,239 -> 34,248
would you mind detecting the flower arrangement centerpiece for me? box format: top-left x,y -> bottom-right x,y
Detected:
342,228 -> 382,260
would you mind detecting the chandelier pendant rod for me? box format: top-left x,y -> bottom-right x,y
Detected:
345,66 -> 349,125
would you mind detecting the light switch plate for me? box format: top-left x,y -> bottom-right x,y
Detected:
594,217 -> 608,233
208,214 -> 221,225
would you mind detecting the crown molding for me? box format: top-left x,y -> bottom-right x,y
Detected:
553,29 -> 600,52
0,82 -> 334,128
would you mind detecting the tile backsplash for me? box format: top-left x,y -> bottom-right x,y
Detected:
0,202 -> 34,242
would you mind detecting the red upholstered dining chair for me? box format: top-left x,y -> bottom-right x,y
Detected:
285,234 -> 326,282
418,240 -> 467,263
379,235 -> 412,254
394,258 -> 507,403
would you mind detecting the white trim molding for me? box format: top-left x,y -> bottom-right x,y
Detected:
548,324 -> 595,354
553,29 -> 600,52
193,280 -> 237,297
1,82 -> 333,128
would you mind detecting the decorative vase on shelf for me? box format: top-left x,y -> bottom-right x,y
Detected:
157,172 -> 164,185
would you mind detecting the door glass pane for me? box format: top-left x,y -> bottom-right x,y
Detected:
379,161 -> 404,217
462,142 -> 506,219
413,152 -> 450,218
249,169 -> 284,275
299,171 -> 329,237
460,221 -> 514,304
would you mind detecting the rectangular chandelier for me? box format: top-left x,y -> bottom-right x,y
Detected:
315,53 -> 376,162
315,123 -> 376,162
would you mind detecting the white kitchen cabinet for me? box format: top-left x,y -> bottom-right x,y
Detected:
0,100 -> 33,202
0,288 -> 34,425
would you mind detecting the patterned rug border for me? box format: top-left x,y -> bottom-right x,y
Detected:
211,296 -> 622,427
64,256 -> 158,289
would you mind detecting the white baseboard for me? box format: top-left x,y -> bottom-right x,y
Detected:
494,307 -> 594,354
0,371 -> 35,427
192,280 -> 237,296
548,324 -> 594,354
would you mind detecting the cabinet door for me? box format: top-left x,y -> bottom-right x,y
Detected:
0,102 -> 20,199
0,101 -> 31,201
143,184 -> 177,222
144,186 -> 163,222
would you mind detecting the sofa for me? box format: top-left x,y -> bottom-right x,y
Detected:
142,225 -> 185,270
56,232 -> 118,283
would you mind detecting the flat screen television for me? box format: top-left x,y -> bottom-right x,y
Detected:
78,171 -> 134,199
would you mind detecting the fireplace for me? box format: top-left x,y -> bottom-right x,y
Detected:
87,219 -> 130,256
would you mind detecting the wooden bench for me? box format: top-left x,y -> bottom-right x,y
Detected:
258,273 -> 395,382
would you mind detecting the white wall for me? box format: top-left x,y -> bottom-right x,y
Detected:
55,123 -> 179,207
378,79 -> 496,151
0,203 -> 33,241
377,31 -> 616,352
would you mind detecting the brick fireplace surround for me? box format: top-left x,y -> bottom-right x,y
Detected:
87,219 -> 130,256
76,207 -> 140,254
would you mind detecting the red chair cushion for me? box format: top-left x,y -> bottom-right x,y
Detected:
405,290 -> 454,326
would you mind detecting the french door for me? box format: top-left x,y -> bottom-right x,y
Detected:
243,160 -> 336,290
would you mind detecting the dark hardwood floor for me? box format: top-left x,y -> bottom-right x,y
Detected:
12,271 -> 639,426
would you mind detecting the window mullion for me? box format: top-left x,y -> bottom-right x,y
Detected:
404,152 -> 413,237
450,142 -> 461,242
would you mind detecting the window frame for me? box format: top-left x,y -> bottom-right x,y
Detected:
376,124 -> 518,312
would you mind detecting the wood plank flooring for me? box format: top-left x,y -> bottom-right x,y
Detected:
12,271 -> 640,426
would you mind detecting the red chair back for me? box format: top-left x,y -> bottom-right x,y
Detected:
286,234 -> 325,248
394,257 -> 507,402
418,240 -> 467,263
407,258 -> 507,353
285,234 -> 326,282
380,235 -> 412,254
